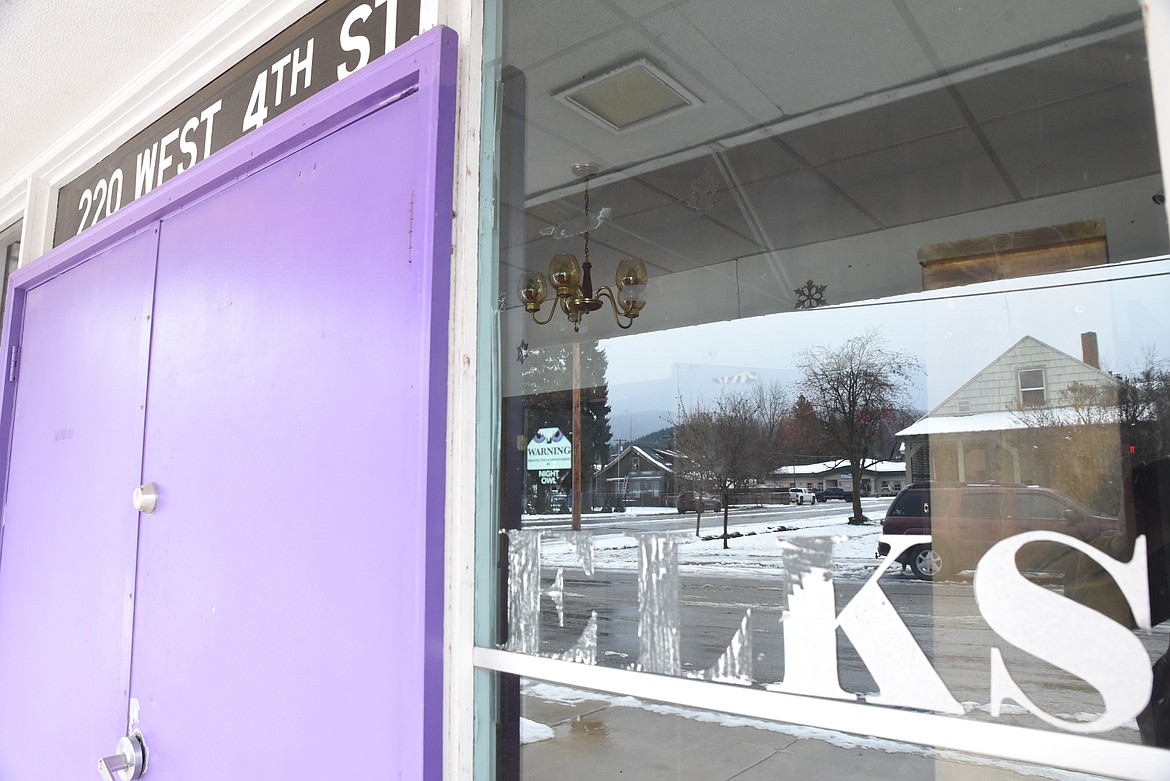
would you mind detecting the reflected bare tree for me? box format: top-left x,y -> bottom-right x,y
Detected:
673,383 -> 788,547
1012,380 -> 1123,513
797,329 -> 919,524
1010,352 -> 1170,514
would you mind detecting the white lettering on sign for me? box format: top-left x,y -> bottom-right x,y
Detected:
771,535 -> 963,713
157,128 -> 181,189
126,100 -> 223,213
199,101 -> 222,159
76,168 -> 126,234
178,116 -> 200,174
504,529 -> 1155,733
243,71 -> 269,133
65,0 -> 417,240
526,428 -> 572,471
626,532 -> 755,684
337,0 -> 398,80
338,5 -> 373,80
505,529 -> 597,664
135,146 -> 157,200
244,40 -> 316,133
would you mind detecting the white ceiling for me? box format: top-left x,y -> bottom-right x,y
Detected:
491,0 -> 1170,356
1,0 -> 1163,290
498,0 -> 1165,286
0,0 -> 231,196
505,0 -> 1145,195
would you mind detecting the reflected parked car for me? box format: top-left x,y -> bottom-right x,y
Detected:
877,482 -> 1118,580
789,488 -> 817,505
676,491 -> 723,513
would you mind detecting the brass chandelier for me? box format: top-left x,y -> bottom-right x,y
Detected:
518,163 -> 648,332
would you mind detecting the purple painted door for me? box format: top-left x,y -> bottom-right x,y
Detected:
127,87 -> 439,777
0,229 -> 157,778
0,28 -> 453,780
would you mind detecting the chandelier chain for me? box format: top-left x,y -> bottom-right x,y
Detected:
583,176 -> 590,267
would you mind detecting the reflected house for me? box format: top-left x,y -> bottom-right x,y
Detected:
774,460 -> 907,496
896,334 -> 1121,508
595,444 -> 677,507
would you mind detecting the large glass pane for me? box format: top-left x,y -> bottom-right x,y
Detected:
479,1 -> 1170,778
509,675 -> 1156,780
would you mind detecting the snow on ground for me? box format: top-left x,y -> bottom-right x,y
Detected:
532,502 -> 891,579
519,716 -> 555,744
518,504 -> 1147,779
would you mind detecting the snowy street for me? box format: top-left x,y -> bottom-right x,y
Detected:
509,498 -> 1170,777
525,496 -> 895,579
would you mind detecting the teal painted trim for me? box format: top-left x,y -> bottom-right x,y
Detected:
474,0 -> 505,777
473,666 -> 499,779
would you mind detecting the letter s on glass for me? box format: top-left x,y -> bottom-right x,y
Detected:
974,531 -> 1151,733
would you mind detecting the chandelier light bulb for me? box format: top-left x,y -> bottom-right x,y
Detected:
548,253 -> 582,295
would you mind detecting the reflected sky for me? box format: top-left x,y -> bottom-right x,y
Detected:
600,256 -> 1170,436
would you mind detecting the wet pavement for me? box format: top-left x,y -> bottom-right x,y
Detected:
517,690 -> 1111,781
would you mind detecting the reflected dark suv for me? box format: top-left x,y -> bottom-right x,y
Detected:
877,482 -> 1118,580
676,491 -> 722,513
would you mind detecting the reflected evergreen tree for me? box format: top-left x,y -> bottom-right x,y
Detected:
1118,355 -> 1170,468
781,394 -> 834,462
879,406 -> 923,460
635,425 -> 676,452
521,340 -> 612,512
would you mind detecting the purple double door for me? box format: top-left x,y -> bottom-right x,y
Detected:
0,29 -> 454,780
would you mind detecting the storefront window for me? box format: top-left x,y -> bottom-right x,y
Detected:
478,1 -> 1170,778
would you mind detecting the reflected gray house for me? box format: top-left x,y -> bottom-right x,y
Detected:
595,445 -> 677,506
896,334 -> 1119,493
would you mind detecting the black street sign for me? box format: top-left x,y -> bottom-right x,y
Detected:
54,0 -> 420,245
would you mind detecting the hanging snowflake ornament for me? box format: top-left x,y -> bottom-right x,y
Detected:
794,279 -> 829,309
684,163 -> 721,215
516,339 -> 530,365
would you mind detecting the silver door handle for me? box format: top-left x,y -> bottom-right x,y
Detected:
133,483 -> 158,514
98,732 -> 147,781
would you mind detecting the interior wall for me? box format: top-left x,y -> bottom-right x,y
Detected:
503,172 -> 1168,396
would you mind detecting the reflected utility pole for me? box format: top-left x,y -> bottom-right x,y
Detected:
572,341 -> 583,530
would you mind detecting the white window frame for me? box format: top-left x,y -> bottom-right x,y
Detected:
462,2 -> 1170,779
1019,367 -> 1046,407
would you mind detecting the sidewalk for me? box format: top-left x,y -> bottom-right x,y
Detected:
518,691 -> 1107,781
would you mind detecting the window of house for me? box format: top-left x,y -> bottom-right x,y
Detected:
478,0 -> 1170,778
1019,368 -> 1046,407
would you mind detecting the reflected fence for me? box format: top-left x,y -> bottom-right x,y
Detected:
591,488 -> 798,510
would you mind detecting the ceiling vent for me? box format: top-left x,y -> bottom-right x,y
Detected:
556,59 -> 698,132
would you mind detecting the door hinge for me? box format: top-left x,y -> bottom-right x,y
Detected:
407,192 -> 415,263
7,344 -> 18,383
